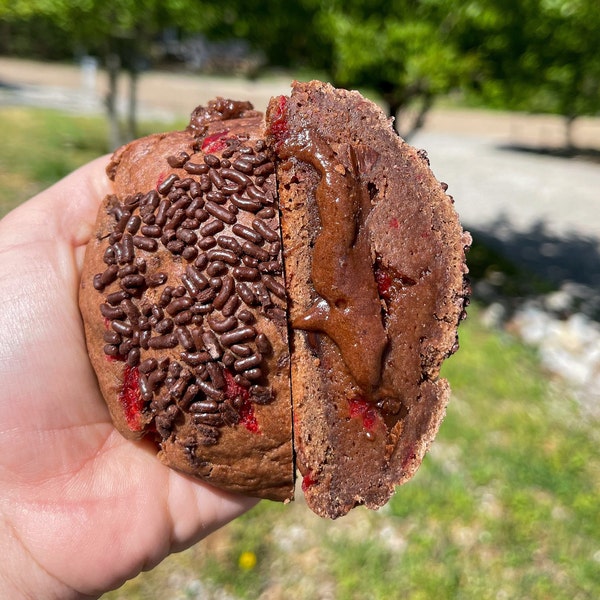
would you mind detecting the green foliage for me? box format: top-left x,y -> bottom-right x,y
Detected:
0,1 -> 223,145
0,0 -> 218,43
213,0 -> 600,133
458,0 -> 600,124
3,0 -> 600,134
0,107 -> 108,217
198,0 -> 478,135
319,2 -> 475,114
202,0 -> 330,73
0,12 -> 72,59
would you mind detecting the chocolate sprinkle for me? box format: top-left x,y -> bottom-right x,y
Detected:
232,223 -> 263,244
205,201 -> 237,224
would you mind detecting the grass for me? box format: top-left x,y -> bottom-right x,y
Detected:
0,107 -> 109,216
0,106 -> 182,217
2,107 -> 597,599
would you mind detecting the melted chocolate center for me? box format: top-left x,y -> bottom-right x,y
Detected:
276,130 -> 387,393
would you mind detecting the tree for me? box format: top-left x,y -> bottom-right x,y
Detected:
457,0 -> 600,148
200,0 -> 332,76
202,0 -> 474,139
315,0 -> 477,138
0,0 -> 219,148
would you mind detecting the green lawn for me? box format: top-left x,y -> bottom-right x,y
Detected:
0,106 -> 181,217
2,107 -> 597,599
0,107 -> 109,216
103,307 -> 599,600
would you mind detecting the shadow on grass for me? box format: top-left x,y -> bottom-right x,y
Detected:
467,216 -> 600,319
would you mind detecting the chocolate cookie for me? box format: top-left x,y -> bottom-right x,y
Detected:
79,82 -> 470,516
80,99 -> 294,502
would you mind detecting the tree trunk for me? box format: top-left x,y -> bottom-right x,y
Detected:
387,93 -> 433,141
105,52 -> 122,150
387,99 -> 403,135
403,94 -> 433,141
565,114 -> 576,152
0,22 -> 10,54
126,68 -> 139,141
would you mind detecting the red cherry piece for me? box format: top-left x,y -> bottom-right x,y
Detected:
375,265 -> 417,302
224,369 -> 260,434
119,365 -> 144,431
375,268 -> 393,301
348,396 -> 379,431
201,130 -> 230,153
224,368 -> 249,403
269,95 -> 288,143
301,471 -> 318,492
239,399 -> 260,434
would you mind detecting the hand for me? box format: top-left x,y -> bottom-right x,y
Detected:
0,158 -> 258,599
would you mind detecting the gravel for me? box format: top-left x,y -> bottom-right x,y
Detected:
410,130 -> 599,420
481,286 -> 600,420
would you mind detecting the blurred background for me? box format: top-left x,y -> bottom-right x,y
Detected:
1,1 -> 598,598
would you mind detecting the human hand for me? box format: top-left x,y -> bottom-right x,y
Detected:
0,157 -> 258,599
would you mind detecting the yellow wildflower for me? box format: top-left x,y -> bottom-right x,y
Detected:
238,550 -> 257,570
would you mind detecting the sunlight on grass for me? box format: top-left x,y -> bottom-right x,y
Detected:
0,107 -> 184,217
0,107 -> 109,216
103,307 -> 600,600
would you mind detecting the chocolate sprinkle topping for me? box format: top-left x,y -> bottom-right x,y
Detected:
95,134 -> 285,444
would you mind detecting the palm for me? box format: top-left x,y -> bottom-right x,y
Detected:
0,158 -> 256,597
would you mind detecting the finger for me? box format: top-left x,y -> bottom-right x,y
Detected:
165,470 -> 260,554
53,154 -> 114,249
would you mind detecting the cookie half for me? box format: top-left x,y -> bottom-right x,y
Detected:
80,99 -> 294,502
266,81 -> 470,518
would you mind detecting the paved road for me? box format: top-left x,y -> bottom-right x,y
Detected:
414,131 -> 600,239
2,57 -> 599,285
412,130 -> 600,286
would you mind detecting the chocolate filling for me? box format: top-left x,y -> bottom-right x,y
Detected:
272,118 -> 387,394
